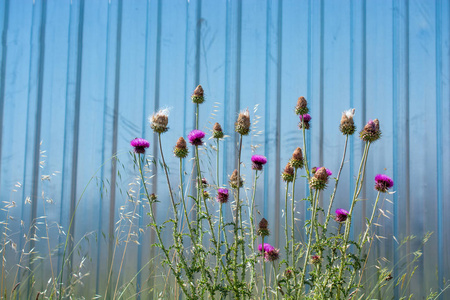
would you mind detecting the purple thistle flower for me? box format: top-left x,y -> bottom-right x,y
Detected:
251,155 -> 267,171
374,174 -> 394,193
258,243 -> 274,253
130,138 -> 150,154
300,114 -> 311,122
335,208 -> 349,223
188,129 -> 206,146
299,114 -> 311,129
265,248 -> 280,262
217,188 -> 229,204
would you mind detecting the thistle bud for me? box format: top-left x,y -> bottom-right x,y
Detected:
257,218 -> 270,237
149,193 -> 157,202
284,268 -> 294,279
174,137 -> 189,158
281,163 -> 295,182
340,109 -> 356,135
191,85 -> 205,104
309,167 -> 331,190
229,169 -> 243,189
213,122 -> 224,139
202,190 -> 210,199
235,109 -> 251,135
289,147 -> 304,169
310,255 -> 322,265
295,96 -> 309,115
311,167 -> 317,174
360,119 -> 381,142
299,114 -> 311,130
149,109 -> 169,134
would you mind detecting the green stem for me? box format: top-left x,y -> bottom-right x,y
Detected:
359,191 -> 381,247
216,139 -> 220,187
249,170 -> 258,294
323,134 -> 349,232
196,103 -> 199,130
291,168 -> 298,267
262,237 -> 268,299
297,189 -> 319,297
273,261 -> 279,300
179,157 -> 194,237
284,182 -> 290,265
336,142 -> 371,296
233,135 -> 243,295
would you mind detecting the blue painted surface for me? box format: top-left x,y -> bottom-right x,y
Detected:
0,0 -> 449,298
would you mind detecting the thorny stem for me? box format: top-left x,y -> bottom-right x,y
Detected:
291,168 -> 298,267
273,261 -> 279,300
336,141 -> 371,297
194,145 -> 210,295
284,182 -> 290,265
262,236 -> 268,299
297,189 -> 319,297
249,170 -> 258,293
345,191 -> 382,296
233,134 -> 243,296
138,154 -> 192,298
324,134 -> 349,231
179,157 -> 194,237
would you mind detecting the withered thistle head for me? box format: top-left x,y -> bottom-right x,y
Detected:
295,96 -> 309,115
212,122 -> 224,139
360,119 -> 381,142
257,218 -> 270,237
235,109 -> 251,135
340,109 -> 356,135
149,109 -> 169,134
229,169 -> 243,189
201,178 -> 209,188
289,147 -> 304,169
174,137 -> 189,158
282,163 -> 295,182
191,85 -> 205,104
